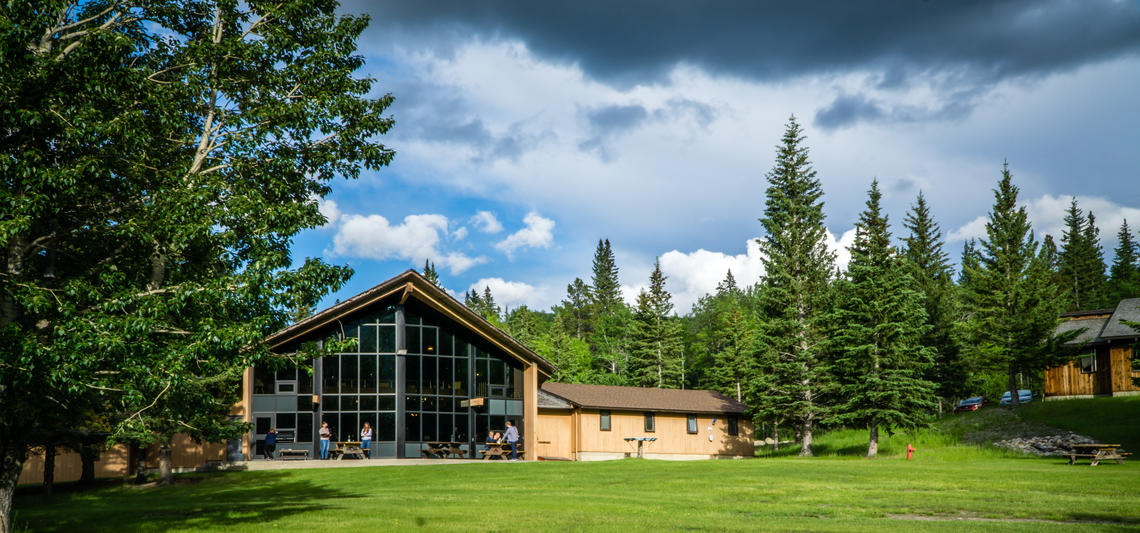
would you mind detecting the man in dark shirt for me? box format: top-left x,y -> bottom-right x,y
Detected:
264,428 -> 278,460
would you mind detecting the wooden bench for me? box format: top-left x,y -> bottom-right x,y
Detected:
278,449 -> 310,460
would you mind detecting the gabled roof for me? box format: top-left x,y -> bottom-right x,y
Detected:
265,270 -> 556,377
1101,298 -> 1140,340
1057,298 -> 1140,346
541,382 -> 749,415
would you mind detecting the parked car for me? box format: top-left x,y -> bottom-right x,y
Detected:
953,396 -> 985,413
999,389 -> 1034,405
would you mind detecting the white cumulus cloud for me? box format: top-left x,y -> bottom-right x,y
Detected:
468,277 -> 554,310
317,197 -> 342,227
948,194 -> 1140,255
470,210 -> 504,233
330,213 -> 486,274
495,211 -> 555,257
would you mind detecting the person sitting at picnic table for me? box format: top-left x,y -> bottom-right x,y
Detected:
264,428 -> 277,460
319,421 -> 332,460
505,420 -> 520,461
360,421 -> 373,459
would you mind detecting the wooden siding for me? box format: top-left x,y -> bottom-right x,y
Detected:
535,410 -> 574,459
18,434 -> 226,485
1046,343 -> 1137,397
18,445 -> 130,485
574,409 -> 752,458
1111,346 -> 1140,393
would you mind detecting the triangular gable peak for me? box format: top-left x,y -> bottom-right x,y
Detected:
265,269 -> 555,377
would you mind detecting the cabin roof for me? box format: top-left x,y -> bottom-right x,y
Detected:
1056,298 -> 1140,345
265,269 -> 557,377
1101,298 -> 1140,340
540,382 -> 749,415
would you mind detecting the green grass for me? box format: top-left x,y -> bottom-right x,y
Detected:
1017,395 -> 1140,451
14,398 -> 1140,532
14,455 -> 1140,532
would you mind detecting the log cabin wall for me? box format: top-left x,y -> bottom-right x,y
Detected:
1110,344 -> 1139,393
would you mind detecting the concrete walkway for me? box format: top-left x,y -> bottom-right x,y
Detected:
236,458 -> 508,471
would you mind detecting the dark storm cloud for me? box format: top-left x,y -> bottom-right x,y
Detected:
587,104 -> 650,133
344,0 -> 1140,127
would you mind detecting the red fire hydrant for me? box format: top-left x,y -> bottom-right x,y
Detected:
906,443 -> 916,461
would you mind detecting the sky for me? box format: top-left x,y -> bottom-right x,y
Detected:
293,1 -> 1140,315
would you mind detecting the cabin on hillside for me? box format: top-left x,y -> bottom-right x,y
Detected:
536,382 -> 753,460
1046,298 -> 1140,400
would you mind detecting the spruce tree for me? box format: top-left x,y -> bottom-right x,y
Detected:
959,162 -> 1066,407
555,278 -> 592,340
717,269 -> 740,295
1108,220 -> 1140,301
901,192 -> 964,408
829,181 -> 937,457
588,239 -> 629,375
1058,199 -> 1108,310
481,286 -> 501,322
422,260 -> 441,287
628,260 -> 685,388
756,116 -> 836,456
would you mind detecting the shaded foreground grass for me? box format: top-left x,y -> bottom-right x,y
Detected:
14,456 -> 1140,532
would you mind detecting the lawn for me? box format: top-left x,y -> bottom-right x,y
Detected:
15,399 -> 1140,532
14,454 -> 1139,532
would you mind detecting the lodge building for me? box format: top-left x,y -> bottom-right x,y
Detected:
20,270 -> 754,484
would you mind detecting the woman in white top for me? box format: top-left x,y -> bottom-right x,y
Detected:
360,422 -> 373,459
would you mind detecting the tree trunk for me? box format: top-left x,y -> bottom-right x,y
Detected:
41,445 -> 54,497
772,420 -> 779,451
157,439 -> 173,486
867,423 -> 879,458
1008,365 -> 1020,407
799,417 -> 813,457
0,442 -> 27,533
79,443 -> 98,485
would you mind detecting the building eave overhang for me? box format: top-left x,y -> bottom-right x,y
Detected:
264,270 -> 556,377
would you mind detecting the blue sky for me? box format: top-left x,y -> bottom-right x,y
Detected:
294,1 -> 1140,314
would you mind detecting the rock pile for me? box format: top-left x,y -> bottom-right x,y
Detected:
994,432 -> 1096,456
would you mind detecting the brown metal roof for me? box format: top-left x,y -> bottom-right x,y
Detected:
264,269 -> 556,377
541,382 -> 749,414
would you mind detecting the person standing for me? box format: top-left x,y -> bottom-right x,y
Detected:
264,428 -> 277,460
504,420 -> 520,461
360,421 -> 373,459
319,421 -> 332,460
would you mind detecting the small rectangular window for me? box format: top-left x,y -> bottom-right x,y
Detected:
277,382 -> 295,393
687,415 -> 698,434
600,411 -> 611,431
1080,354 -> 1096,374
644,412 -> 655,433
728,416 -> 739,437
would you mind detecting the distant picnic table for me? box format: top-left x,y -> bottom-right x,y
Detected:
1066,443 -> 1130,466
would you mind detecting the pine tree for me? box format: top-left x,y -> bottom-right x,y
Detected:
1058,199 -> 1108,310
901,192 -> 964,409
717,269 -> 740,295
756,116 -> 836,456
588,239 -> 629,375
1108,219 -> 1140,300
959,162 -> 1066,407
829,181 -> 937,457
628,260 -> 685,388
481,286 -> 501,322
555,278 -> 592,340
422,260 -> 441,287
707,304 -> 760,402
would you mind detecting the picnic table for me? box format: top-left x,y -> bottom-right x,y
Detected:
1066,443 -> 1130,466
333,441 -> 365,460
481,442 -> 522,460
422,441 -> 465,459
624,437 -> 657,458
